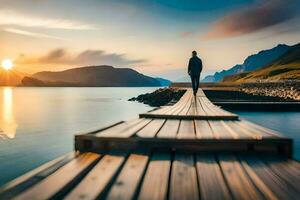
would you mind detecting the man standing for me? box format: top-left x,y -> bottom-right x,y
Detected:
188,51 -> 203,96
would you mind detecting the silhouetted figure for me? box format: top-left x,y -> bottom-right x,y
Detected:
188,51 -> 202,96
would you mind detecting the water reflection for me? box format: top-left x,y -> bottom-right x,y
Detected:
0,87 -> 17,139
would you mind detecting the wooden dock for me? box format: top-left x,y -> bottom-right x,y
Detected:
0,88 -> 299,200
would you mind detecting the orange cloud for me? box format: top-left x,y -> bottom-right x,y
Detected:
202,0 -> 297,40
15,48 -> 147,67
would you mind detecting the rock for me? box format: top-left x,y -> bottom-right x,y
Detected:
239,81 -> 300,101
129,88 -> 186,107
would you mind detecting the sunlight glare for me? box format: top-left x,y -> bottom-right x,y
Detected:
0,87 -> 18,139
1,59 -> 14,71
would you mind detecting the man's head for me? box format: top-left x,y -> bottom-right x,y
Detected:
192,51 -> 197,57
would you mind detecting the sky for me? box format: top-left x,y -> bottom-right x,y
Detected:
0,0 -> 299,81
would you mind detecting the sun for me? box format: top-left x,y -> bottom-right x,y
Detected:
1,59 -> 14,71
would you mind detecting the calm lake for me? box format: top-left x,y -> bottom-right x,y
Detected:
0,87 -> 299,186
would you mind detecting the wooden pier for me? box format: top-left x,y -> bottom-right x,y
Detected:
0,88 -> 299,200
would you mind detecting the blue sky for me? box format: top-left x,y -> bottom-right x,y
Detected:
0,0 -> 299,80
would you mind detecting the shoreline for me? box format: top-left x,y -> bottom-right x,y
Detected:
129,85 -> 300,111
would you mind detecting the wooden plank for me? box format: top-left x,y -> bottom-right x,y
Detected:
263,156 -> 300,192
201,97 -> 222,116
219,121 -> 240,139
221,120 -> 252,139
136,119 -> 165,138
139,113 -> 238,120
105,153 -> 149,200
95,119 -> 143,137
141,88 -> 238,119
197,97 -> 217,116
177,120 -> 195,139
149,106 -> 173,115
97,119 -> 151,138
218,154 -> 264,200
242,121 -> 281,137
239,157 -> 279,200
156,120 -> 179,138
154,102 -> 184,115
65,154 -> 126,200
229,121 -> 263,139
148,107 -> 172,115
285,160 -> 300,175
169,92 -> 192,115
196,154 -> 231,200
177,95 -> 193,115
195,97 -> 206,116
137,153 -> 171,200
202,97 -> 234,116
77,121 -> 124,136
237,121 -> 275,138
208,121 -> 234,139
288,159 -> 300,170
76,134 -> 292,156
0,152 -> 74,191
201,96 -> 237,117
13,153 -> 100,200
241,155 -> 299,199
169,153 -> 199,200
0,152 -> 75,199
194,120 -> 214,139
196,89 -> 206,97
187,97 -> 197,115
106,154 -> 149,200
164,90 -> 191,115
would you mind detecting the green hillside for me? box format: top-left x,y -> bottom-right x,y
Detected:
223,44 -> 300,82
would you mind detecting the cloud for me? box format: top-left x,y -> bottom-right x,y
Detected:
202,0 -> 298,40
38,49 -> 68,63
16,48 -> 147,67
0,9 -> 95,30
3,28 -> 65,40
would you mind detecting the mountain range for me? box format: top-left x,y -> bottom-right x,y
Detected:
1,66 -> 171,87
222,43 -> 300,82
203,43 -> 298,82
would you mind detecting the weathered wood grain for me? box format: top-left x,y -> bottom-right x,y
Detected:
177,120 -> 195,139
136,119 -> 165,138
169,153 -> 199,200
105,154 -> 149,200
97,119 -> 151,138
156,120 -> 179,138
196,154 -> 231,200
65,154 -> 126,200
138,153 -> 171,200
194,120 -> 214,139
218,154 -> 264,200
241,155 -> 299,199
13,153 -> 100,200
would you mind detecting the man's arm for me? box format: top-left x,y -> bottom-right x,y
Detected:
199,59 -> 203,73
188,59 -> 191,75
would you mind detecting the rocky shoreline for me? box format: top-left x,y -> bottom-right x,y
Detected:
129,82 -> 299,107
239,81 -> 300,101
128,88 -> 186,107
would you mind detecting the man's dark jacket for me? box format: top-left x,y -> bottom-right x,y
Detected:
188,56 -> 202,76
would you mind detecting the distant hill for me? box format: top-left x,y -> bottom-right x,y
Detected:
0,69 -> 26,86
222,44 -> 300,82
203,43 -> 295,82
21,76 -> 81,86
28,65 -> 166,87
155,77 -> 171,86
